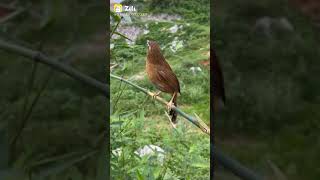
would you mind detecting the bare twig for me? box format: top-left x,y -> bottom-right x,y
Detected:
110,63 -> 118,70
110,16 -> 121,38
10,61 -> 38,149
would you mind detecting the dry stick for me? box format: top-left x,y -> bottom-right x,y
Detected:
110,74 -> 210,135
0,39 -> 109,98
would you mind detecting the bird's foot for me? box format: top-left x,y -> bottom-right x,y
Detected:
150,91 -> 161,99
167,101 -> 174,112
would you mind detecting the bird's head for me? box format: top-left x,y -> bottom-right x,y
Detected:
146,40 -> 166,63
147,40 -> 160,52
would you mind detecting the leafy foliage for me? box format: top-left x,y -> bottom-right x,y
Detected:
110,111 -> 210,179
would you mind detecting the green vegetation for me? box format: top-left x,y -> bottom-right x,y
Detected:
215,0 -> 320,179
1,1 -> 107,179
111,0 -> 210,179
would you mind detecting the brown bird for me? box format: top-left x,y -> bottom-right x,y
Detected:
212,48 -> 226,112
146,40 -> 180,126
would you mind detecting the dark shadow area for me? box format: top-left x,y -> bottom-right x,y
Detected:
213,0 -> 320,179
0,1 -> 108,179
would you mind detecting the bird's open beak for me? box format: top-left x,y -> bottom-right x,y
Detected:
147,40 -> 150,46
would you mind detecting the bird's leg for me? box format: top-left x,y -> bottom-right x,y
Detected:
150,91 -> 161,99
167,92 -> 176,111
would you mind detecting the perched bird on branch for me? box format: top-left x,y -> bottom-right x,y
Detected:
146,40 -> 181,126
212,48 -> 226,112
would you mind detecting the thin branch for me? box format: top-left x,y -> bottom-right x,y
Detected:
111,19 -> 121,38
110,74 -> 210,135
10,61 -> 38,149
214,148 -> 263,180
0,7 -> 27,24
0,39 -> 109,98
112,78 -> 127,112
10,65 -> 54,150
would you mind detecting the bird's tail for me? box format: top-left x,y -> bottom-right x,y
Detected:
169,93 -> 178,124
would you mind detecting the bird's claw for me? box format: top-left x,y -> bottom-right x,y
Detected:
151,91 -> 161,99
167,101 -> 173,111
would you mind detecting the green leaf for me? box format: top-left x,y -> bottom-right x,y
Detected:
136,170 -> 144,180
110,11 -> 121,22
191,162 -> 209,168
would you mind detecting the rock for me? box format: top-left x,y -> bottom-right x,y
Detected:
254,16 -> 295,38
112,148 -> 122,156
143,29 -> 150,34
169,24 -> 179,33
134,145 -> 165,164
190,66 -> 202,74
275,17 -> 294,32
110,0 -> 124,4
169,24 -> 184,33
112,145 -> 166,164
254,16 -> 273,37
170,37 -> 184,52
140,13 -> 181,22
112,26 -> 143,45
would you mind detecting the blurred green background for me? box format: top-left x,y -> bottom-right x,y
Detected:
214,0 -> 320,179
0,1 -> 107,179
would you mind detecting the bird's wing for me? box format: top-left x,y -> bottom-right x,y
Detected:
156,66 -> 180,93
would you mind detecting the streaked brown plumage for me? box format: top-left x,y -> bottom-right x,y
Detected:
146,40 -> 180,124
212,48 -> 226,112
